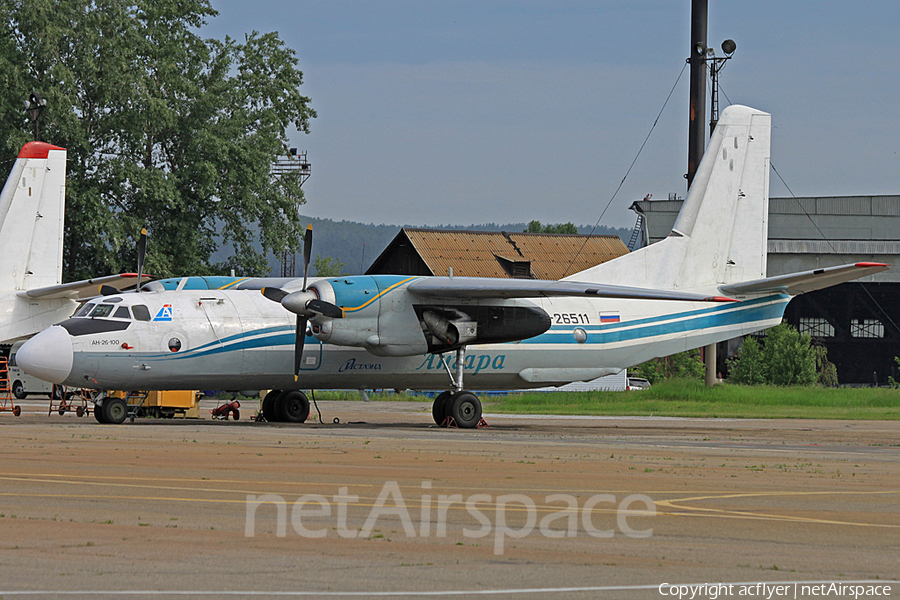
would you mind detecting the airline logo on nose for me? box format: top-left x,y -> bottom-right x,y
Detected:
153,304 -> 173,321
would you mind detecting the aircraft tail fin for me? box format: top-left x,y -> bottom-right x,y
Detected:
566,105 -> 771,292
0,142 -> 67,292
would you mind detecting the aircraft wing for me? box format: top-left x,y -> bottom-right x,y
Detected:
17,273 -> 152,300
407,277 -> 735,302
719,262 -> 889,296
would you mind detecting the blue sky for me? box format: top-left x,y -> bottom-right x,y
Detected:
205,1 -> 900,228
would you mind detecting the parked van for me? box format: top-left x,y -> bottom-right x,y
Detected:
626,377 -> 652,391
8,341 -> 60,399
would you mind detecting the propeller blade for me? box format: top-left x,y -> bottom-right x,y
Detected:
301,224 -> 313,291
294,315 -> 308,378
261,287 -> 289,303
135,227 -> 147,292
306,298 -> 344,319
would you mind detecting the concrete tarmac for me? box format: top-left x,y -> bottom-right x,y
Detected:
0,399 -> 897,598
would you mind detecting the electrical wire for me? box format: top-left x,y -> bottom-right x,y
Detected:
562,60 -> 689,277
769,162 -> 899,334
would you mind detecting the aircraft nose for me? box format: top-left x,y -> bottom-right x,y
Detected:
16,326 -> 74,384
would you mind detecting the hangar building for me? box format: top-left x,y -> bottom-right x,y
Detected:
633,194 -> 900,384
366,228 -> 628,279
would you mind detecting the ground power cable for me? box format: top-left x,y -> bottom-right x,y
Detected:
309,388 -> 324,424
562,60 -> 688,277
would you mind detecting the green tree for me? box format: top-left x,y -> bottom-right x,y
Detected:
524,220 -> 578,234
726,336 -> 767,385
727,323 -> 819,386
632,350 -> 705,384
313,255 -> 346,277
887,357 -> 900,388
814,344 -> 839,387
0,0 -> 315,279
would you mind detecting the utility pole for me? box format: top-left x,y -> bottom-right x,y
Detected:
686,0 -> 707,189
686,0 -> 720,386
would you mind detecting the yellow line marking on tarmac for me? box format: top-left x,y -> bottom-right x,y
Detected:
0,491 -> 659,516
0,471 -> 747,497
2,480 -> 898,526
656,490 -> 900,529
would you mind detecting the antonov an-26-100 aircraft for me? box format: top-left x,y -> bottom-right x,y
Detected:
17,106 -> 888,426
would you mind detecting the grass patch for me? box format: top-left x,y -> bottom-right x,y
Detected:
488,380 -> 900,420
309,381 -> 898,419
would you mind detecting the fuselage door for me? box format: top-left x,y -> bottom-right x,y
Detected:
198,293 -> 244,374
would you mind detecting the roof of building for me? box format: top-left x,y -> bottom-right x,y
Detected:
367,228 -> 628,280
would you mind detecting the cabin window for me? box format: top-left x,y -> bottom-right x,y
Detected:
89,304 -> 114,318
74,303 -> 95,317
113,306 -> 131,319
132,305 -> 151,322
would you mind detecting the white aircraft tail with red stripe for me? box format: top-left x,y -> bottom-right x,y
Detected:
0,141 -> 67,293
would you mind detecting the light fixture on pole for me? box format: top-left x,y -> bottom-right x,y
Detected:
707,39 -> 737,136
24,92 -> 47,141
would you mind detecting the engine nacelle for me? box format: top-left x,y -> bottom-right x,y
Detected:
308,276 -> 428,356
302,276 -> 552,357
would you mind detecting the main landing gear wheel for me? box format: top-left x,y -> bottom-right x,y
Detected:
275,390 -> 310,423
448,391 -> 482,429
432,391 -> 483,429
431,391 -> 453,426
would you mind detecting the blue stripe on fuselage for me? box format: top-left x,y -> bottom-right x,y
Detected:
533,295 -> 788,344
123,294 -> 788,363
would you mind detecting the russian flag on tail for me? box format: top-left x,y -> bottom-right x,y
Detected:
599,313 -> 620,324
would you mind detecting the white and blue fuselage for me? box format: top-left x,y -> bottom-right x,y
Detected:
19,274 -> 788,392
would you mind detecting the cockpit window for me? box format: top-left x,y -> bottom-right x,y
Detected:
89,304 -> 115,318
113,306 -> 131,319
74,303 -> 96,317
132,305 -> 151,322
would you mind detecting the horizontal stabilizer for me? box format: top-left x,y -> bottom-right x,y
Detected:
18,273 -> 152,300
719,263 -> 889,297
408,277 -> 736,303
